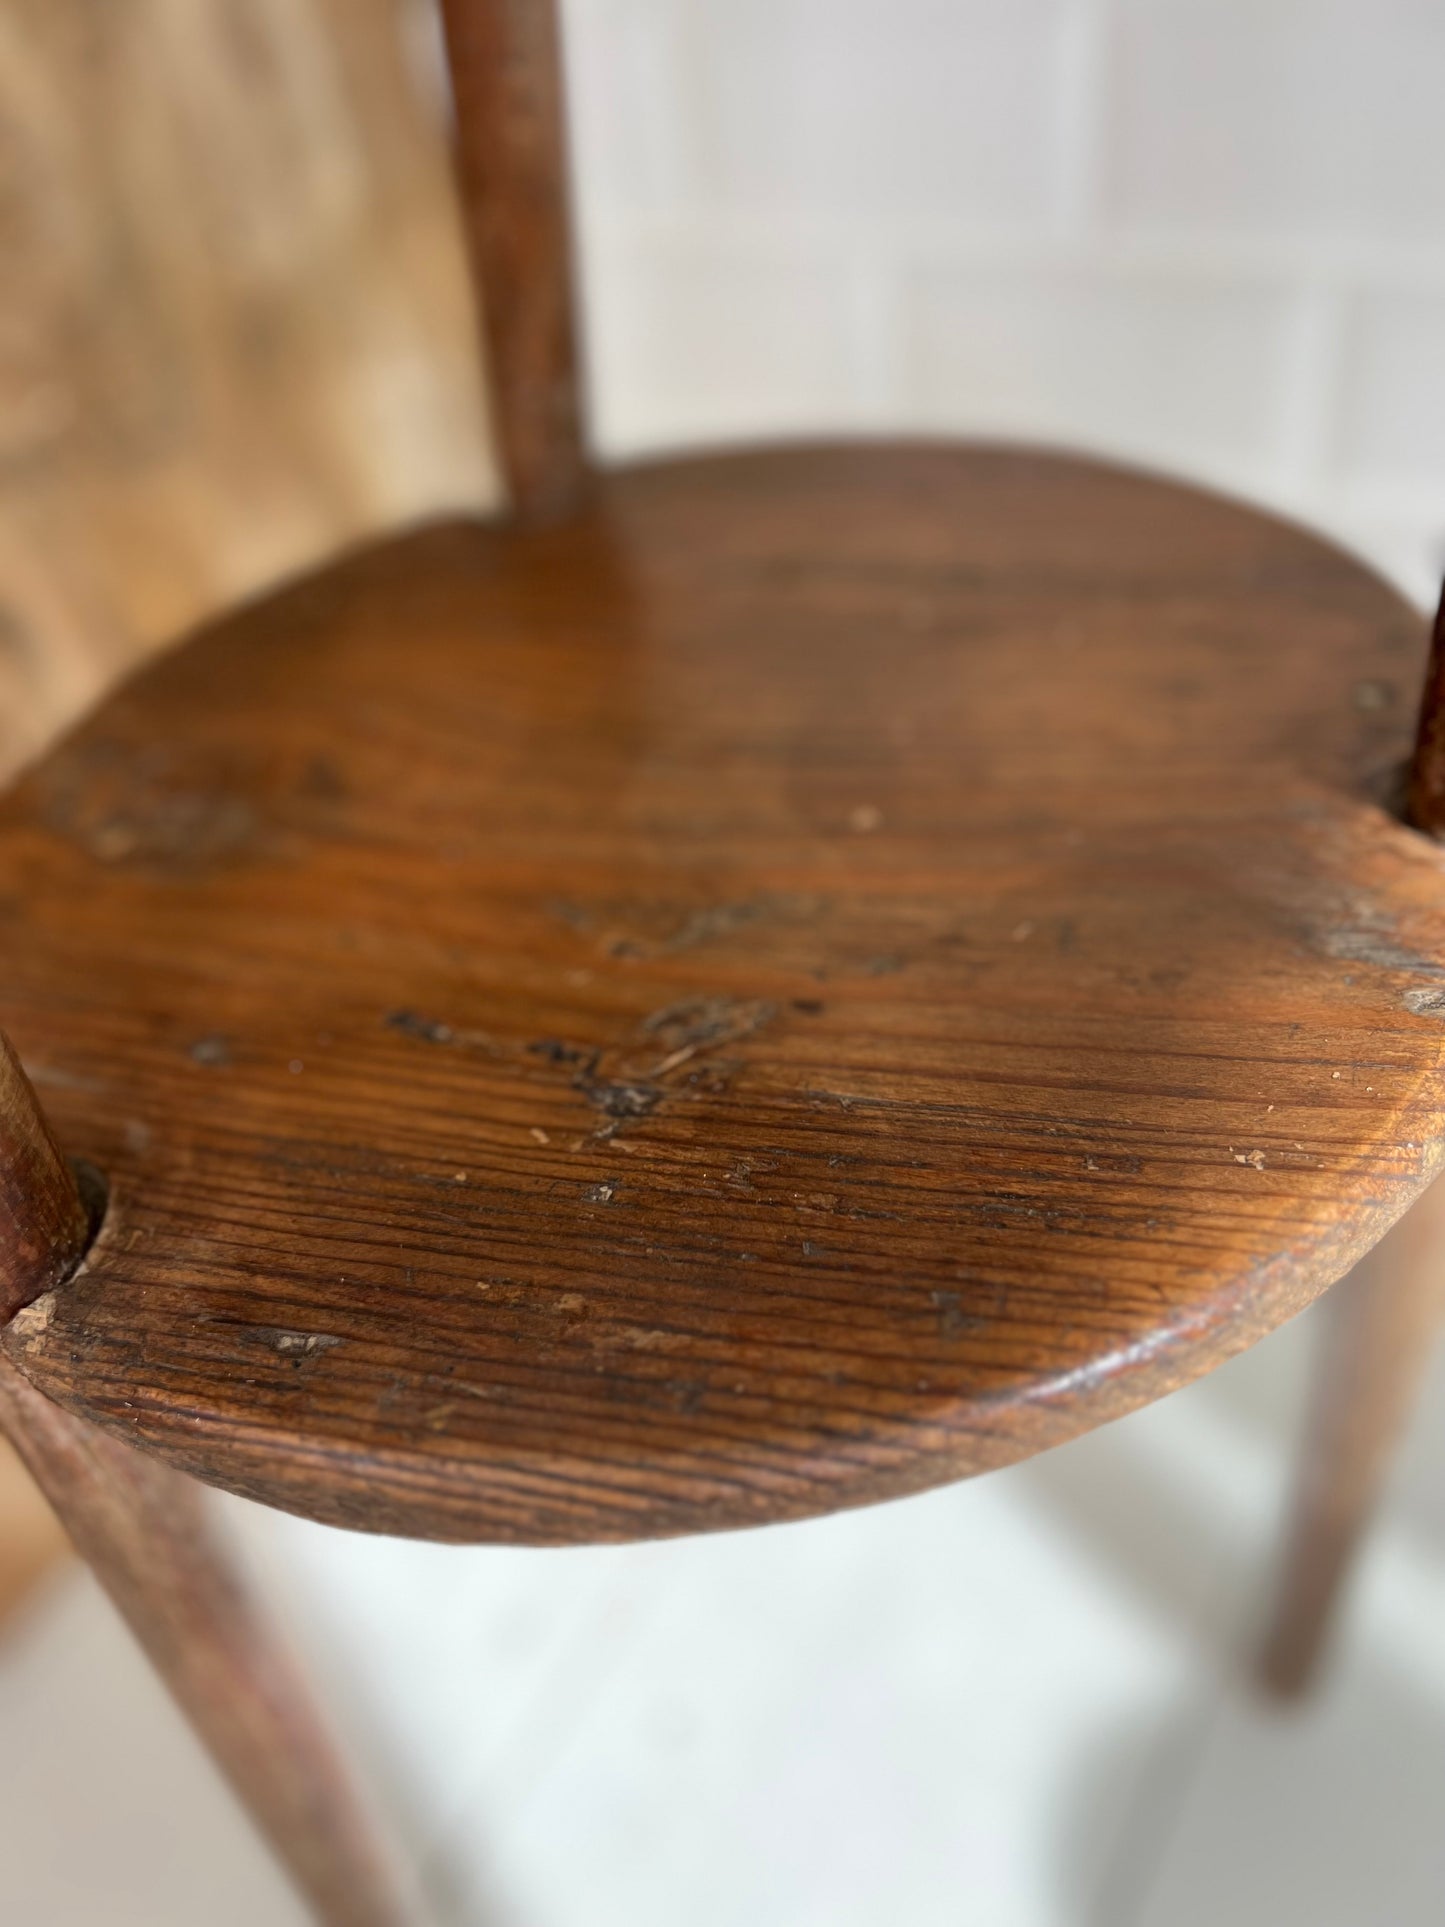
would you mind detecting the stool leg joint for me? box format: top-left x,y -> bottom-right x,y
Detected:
0,1031 -> 102,1325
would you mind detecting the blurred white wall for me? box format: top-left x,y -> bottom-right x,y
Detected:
557,0 -> 1445,604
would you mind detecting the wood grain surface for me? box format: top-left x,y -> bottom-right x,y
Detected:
1,443 -> 1442,1545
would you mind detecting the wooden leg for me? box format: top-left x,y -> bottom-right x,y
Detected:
0,1358 -> 421,1927
0,1029 -> 421,1919
1258,1173 -> 1445,1697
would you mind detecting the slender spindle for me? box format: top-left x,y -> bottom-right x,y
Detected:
0,1361 -> 422,1927
1406,583 -> 1445,836
438,0 -> 588,522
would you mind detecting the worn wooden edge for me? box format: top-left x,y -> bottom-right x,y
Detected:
4,1130 -> 1437,1547
2,442 -> 1443,1545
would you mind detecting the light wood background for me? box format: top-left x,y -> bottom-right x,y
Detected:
0,0 -> 493,780
0,0 -> 492,1617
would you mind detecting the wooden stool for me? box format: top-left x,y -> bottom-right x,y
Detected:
3,4 -> 1443,1919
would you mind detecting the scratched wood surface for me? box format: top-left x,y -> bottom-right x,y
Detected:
1,443 -> 1442,1544
0,0 -> 491,784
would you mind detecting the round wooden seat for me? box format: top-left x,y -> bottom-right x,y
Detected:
2,442 -> 1441,1544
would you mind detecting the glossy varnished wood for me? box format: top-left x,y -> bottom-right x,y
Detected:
2,444 -> 1442,1545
